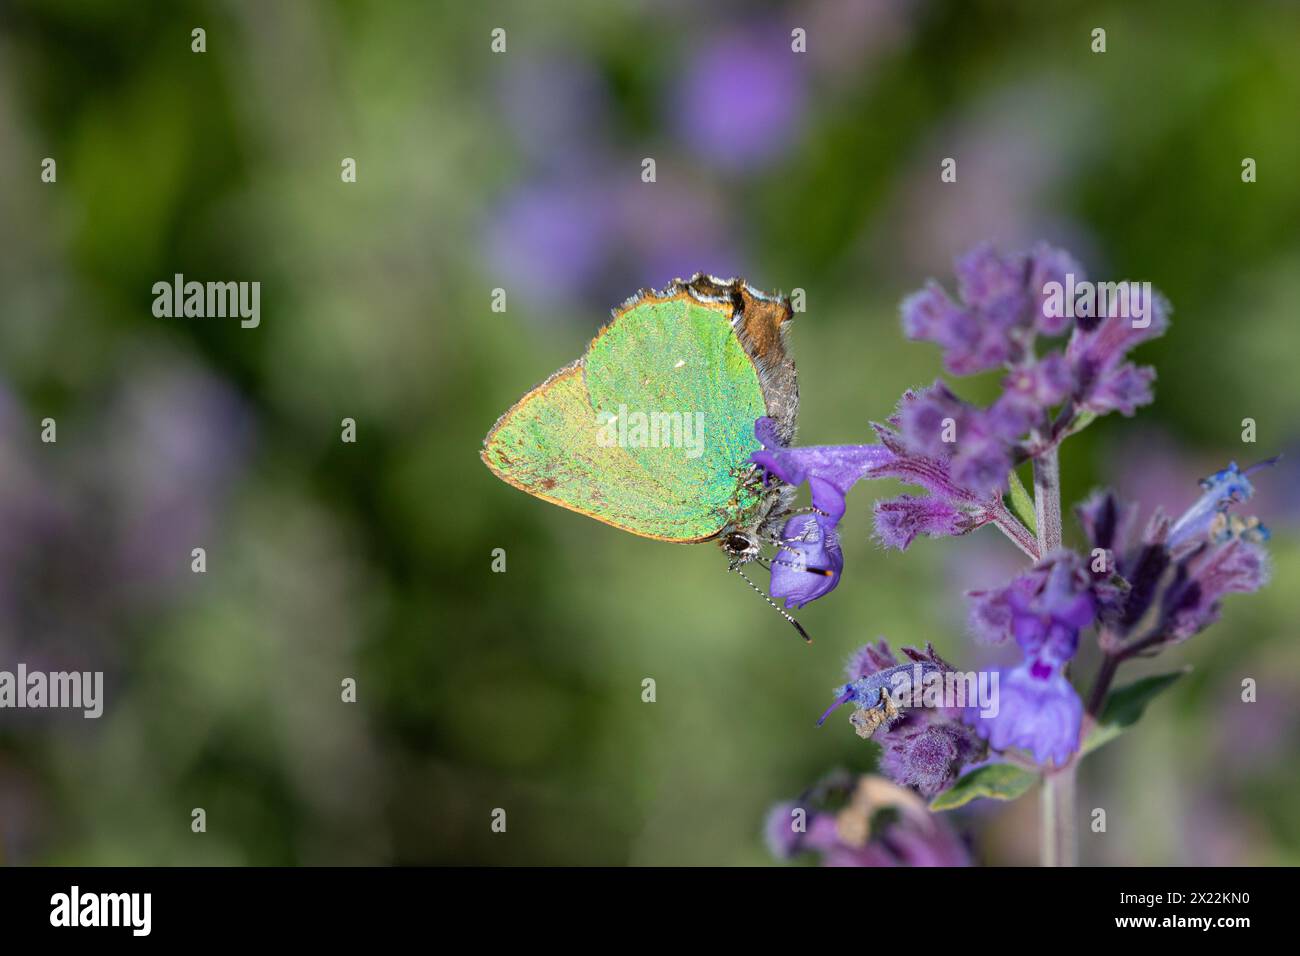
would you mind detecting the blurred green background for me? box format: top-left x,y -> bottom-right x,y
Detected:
1,0 -> 1298,865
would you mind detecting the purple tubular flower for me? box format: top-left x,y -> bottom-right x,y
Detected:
861,392 -> 1021,549
970,661 -> 1082,767
962,555 -> 1093,765
1028,243 -> 1086,336
895,380 -> 966,458
966,553 -> 1094,659
949,419 -> 1015,497
873,495 -> 969,551
751,417 -> 893,524
1075,488 -> 1139,554
750,418 -> 895,608
770,513 -> 843,609
1005,556 -> 1095,668
1065,283 -> 1169,416
1161,539 -> 1270,641
901,282 -> 1008,376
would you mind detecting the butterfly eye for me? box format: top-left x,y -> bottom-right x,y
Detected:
723,532 -> 756,556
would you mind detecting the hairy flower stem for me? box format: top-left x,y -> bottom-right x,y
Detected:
991,505 -> 1040,561
1041,763 -> 1077,867
1032,445 -> 1063,555
1033,445 -> 1077,866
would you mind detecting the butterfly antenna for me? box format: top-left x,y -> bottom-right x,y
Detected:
734,567 -> 812,644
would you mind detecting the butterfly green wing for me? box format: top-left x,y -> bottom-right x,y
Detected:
482,289 -> 769,542
583,293 -> 768,515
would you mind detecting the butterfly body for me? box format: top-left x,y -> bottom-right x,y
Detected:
482,275 -> 799,566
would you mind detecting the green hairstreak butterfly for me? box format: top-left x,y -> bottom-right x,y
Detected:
481,275 -> 816,639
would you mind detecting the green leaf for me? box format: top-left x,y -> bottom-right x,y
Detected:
930,762 -> 1038,811
1063,409 -> 1098,438
1005,468 -> 1037,536
1081,668 -> 1189,756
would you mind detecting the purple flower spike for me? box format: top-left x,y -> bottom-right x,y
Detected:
751,417 -> 893,524
771,514 -> 843,609
971,661 -> 1083,767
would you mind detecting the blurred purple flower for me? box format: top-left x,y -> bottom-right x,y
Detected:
485,180 -> 614,309
96,364 -> 253,592
767,772 -> 971,866
672,27 -> 807,171
0,360 -> 252,674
